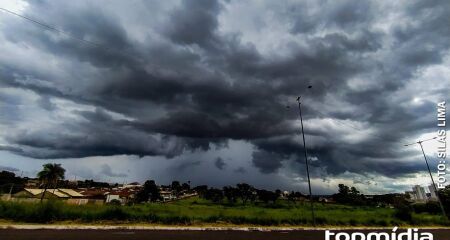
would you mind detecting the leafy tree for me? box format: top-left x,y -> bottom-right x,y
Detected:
236,183 -> 256,205
204,188 -> 224,203
37,163 -> 65,202
181,182 -> 190,191
223,186 -> 238,203
371,194 -> 409,207
332,184 -> 366,205
193,185 -> 208,197
0,171 -> 25,194
257,190 -> 279,204
287,191 -> 305,204
412,202 -> 441,214
171,181 -> 182,197
136,180 -> 161,203
438,185 -> 450,216
275,189 -> 282,196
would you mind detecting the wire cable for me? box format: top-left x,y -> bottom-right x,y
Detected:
0,7 -> 105,49
0,7 -> 177,73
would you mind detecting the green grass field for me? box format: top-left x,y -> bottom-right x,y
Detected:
0,197 -> 448,226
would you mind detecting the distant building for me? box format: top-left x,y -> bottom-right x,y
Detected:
24,178 -> 40,188
105,194 -> 121,203
14,188 -> 70,199
160,190 -> 176,202
58,188 -> 85,198
412,185 -> 427,201
11,188 -> 90,205
105,189 -> 136,204
428,184 -> 438,200
122,182 -> 142,189
77,189 -> 108,205
318,197 -> 334,203
405,191 -> 417,201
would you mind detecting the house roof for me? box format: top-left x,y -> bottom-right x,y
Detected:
23,188 -> 70,198
58,189 -> 84,197
78,189 -> 109,198
45,189 -> 70,198
107,190 -> 135,198
24,188 -> 45,195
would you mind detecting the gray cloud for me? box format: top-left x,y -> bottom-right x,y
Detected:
0,165 -> 20,172
0,0 -> 449,186
234,167 -> 247,174
214,157 -> 226,170
100,164 -> 127,178
170,160 -> 202,173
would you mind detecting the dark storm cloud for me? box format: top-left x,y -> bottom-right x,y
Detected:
165,0 -> 221,47
290,0 -> 376,34
0,0 -> 449,181
252,150 -> 285,174
214,157 -> 226,170
0,145 -> 25,154
170,160 -> 202,172
3,108 -> 220,159
234,167 -> 247,174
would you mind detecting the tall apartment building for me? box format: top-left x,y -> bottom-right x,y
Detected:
413,185 -> 427,201
428,184 -> 438,200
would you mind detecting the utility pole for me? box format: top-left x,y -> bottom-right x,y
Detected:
8,171 -> 23,200
296,95 -> 316,226
404,137 -> 447,219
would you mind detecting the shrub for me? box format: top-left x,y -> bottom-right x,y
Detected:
100,206 -> 128,220
108,199 -> 122,206
412,202 -> 441,214
394,205 -> 412,222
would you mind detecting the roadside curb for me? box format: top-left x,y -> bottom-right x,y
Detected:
1,225 -> 450,231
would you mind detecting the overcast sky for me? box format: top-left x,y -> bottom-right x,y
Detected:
0,0 -> 449,194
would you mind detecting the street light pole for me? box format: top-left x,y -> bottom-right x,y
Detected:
297,96 -> 316,226
418,141 -> 447,219
405,138 -> 447,219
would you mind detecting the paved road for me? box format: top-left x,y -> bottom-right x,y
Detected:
0,229 -> 449,240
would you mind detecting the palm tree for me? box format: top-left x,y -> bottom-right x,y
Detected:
37,163 -> 65,202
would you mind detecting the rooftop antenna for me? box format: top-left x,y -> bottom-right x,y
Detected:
404,137 -> 447,219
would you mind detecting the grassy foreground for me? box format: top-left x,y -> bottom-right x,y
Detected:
0,197 -> 448,226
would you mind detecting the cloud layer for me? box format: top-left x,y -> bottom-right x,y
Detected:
0,0 -> 449,191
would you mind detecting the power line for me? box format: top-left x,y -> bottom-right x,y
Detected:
0,7 -> 184,78
0,8 -> 157,67
404,137 -> 447,219
0,7 -> 105,49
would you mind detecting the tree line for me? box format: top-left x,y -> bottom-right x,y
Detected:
135,181 -> 307,205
